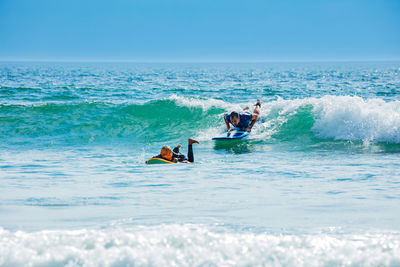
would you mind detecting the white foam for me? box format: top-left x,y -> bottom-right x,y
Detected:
168,94 -> 243,112
236,95 -> 400,144
236,96 -> 315,140
312,95 -> 400,143
162,95 -> 400,144
194,125 -> 226,141
167,95 -> 261,141
1,225 -> 399,266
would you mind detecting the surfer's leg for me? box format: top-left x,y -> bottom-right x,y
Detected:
187,138 -> 199,163
188,144 -> 194,162
253,99 -> 262,115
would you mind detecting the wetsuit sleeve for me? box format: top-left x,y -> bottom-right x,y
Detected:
173,147 -> 187,161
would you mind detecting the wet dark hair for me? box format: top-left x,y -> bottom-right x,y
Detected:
230,111 -> 239,118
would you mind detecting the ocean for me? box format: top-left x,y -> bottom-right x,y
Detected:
1,62 -> 400,266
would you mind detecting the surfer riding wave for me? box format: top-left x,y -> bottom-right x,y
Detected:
224,99 -> 262,132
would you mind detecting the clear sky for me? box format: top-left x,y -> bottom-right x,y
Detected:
0,0 -> 399,62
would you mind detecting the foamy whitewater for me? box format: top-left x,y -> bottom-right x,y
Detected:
1,62 -> 400,266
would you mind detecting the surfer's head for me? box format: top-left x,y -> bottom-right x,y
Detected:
160,145 -> 173,160
230,111 -> 240,126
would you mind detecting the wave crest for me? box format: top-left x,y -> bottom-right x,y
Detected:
312,96 -> 400,143
2,95 -> 400,145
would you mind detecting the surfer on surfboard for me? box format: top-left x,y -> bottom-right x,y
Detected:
224,99 -> 262,132
146,138 -> 199,164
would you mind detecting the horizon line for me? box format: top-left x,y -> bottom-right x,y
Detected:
1,58 -> 400,64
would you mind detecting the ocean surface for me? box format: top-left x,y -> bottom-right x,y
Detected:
1,62 -> 400,266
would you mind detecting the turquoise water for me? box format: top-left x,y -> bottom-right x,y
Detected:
1,62 -> 400,266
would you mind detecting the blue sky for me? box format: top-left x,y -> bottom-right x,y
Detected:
0,0 -> 399,62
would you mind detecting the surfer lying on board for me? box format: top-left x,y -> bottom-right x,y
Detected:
146,138 -> 199,164
224,99 -> 262,131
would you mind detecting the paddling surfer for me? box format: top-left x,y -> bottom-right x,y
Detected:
146,138 -> 199,164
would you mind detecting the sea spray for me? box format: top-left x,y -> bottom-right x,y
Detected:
312,95 -> 400,143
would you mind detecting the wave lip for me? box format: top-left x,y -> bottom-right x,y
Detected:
1,225 -> 400,266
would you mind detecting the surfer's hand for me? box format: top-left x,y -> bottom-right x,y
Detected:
245,127 -> 252,132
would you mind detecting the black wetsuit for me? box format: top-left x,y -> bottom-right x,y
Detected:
154,144 -> 194,163
173,144 -> 194,163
